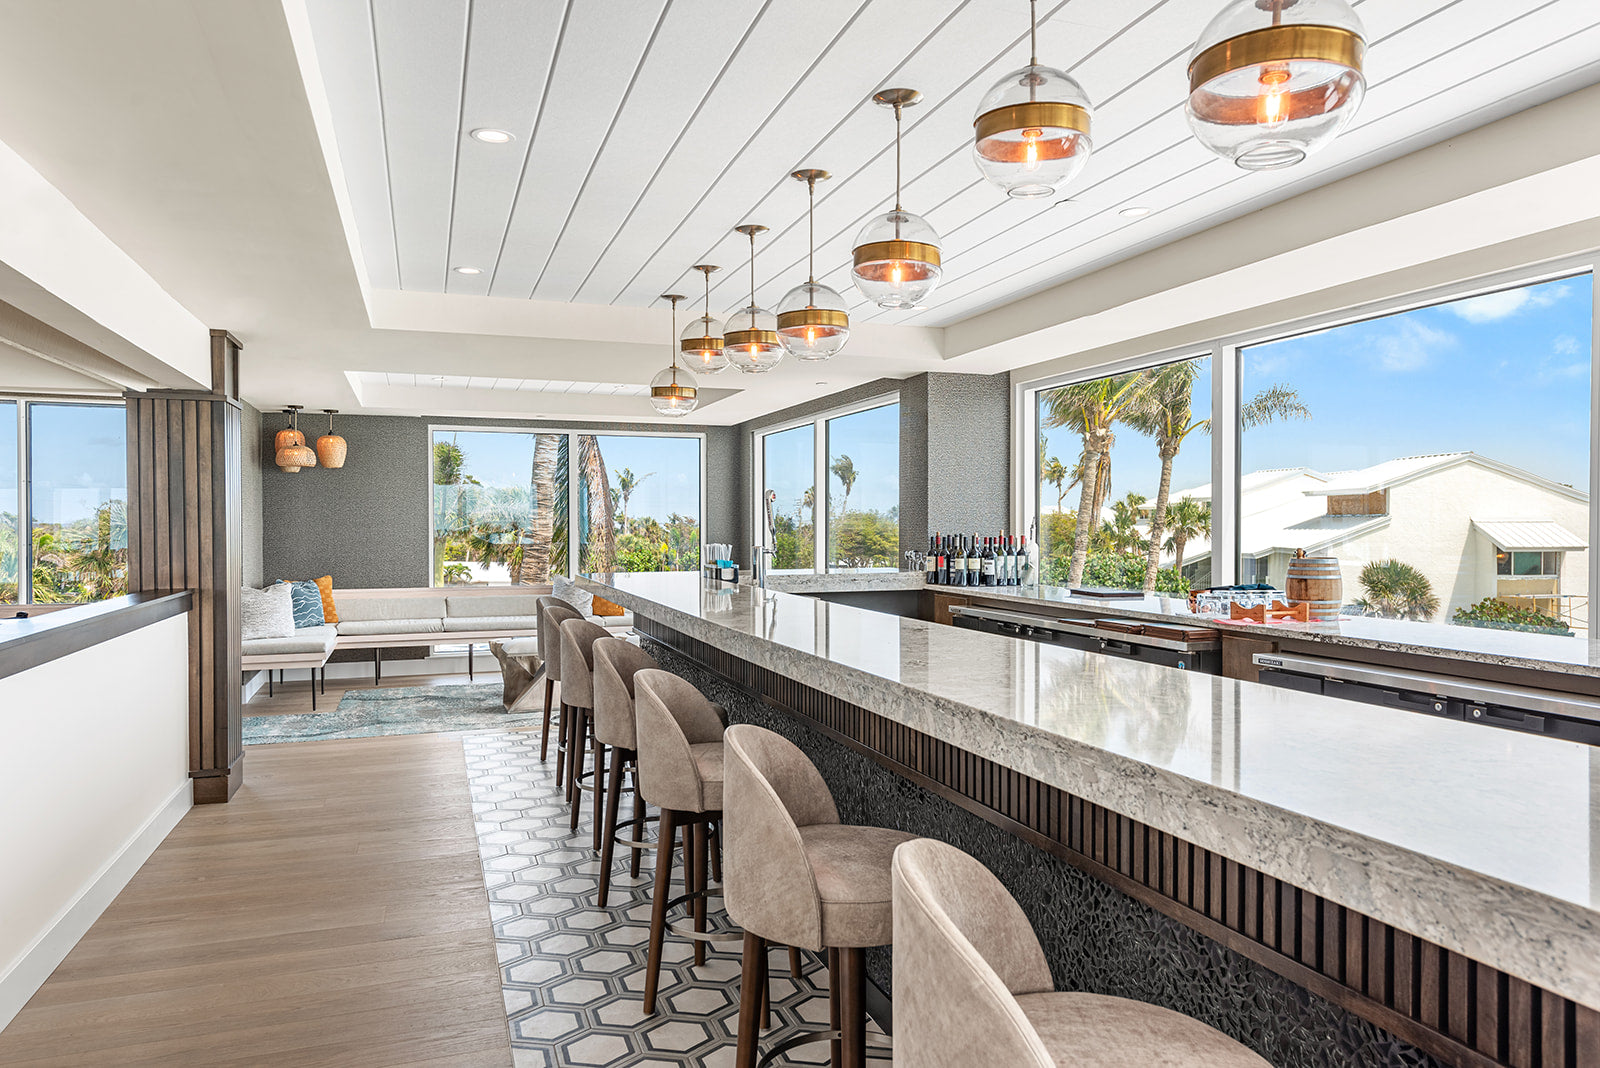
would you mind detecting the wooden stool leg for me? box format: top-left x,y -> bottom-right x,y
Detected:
591,737 -> 607,852
691,820 -> 709,967
839,947 -> 866,1068
540,678 -> 556,762
761,952 -> 771,1029
828,947 -> 842,1068
789,945 -> 802,979
597,752 -> 626,907
734,931 -> 768,1068
629,768 -> 647,878
708,818 -> 722,885
554,703 -> 568,790
643,808 -> 677,1014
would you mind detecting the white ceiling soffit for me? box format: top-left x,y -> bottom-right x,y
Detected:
344,369 -> 740,420
295,0 -> 1600,337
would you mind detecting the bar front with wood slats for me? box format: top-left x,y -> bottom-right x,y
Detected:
125,389 -> 244,803
638,616 -> 1600,1068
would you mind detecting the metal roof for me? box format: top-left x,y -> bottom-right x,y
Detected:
1471,519 -> 1588,551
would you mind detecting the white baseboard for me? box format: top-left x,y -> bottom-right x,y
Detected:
0,778 -> 193,1031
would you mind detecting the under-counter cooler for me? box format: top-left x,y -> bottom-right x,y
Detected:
949,604 -> 1221,674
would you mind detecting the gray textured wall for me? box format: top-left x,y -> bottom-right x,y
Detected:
733,373 -> 1010,566
241,402 -> 263,588
258,412 -> 739,589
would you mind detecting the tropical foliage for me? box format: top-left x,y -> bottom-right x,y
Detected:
1350,559 -> 1440,621
1038,358 -> 1309,593
1452,596 -> 1573,635
431,434 -> 698,584
769,451 -> 898,570
0,501 -> 129,603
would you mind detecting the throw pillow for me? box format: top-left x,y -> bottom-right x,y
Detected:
275,579 -> 327,629
314,575 -> 339,624
591,595 -> 625,617
241,584 -> 295,640
552,575 -> 594,618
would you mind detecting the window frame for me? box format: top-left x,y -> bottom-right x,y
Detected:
1013,251 -> 1600,618
751,393 -> 899,574
1,394 -> 128,606
426,424 -> 707,584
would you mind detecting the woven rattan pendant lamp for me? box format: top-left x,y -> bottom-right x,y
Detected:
275,407 -> 316,472
315,409 -> 348,469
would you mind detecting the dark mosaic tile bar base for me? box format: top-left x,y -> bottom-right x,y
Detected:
645,638 -> 1448,1068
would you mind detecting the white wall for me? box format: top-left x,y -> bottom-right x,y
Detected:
0,613 -> 192,1029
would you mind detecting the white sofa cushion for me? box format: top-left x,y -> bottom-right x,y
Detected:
591,611 -> 633,630
241,583 -> 295,640
442,615 -> 540,633
336,617 -> 446,636
445,594 -> 542,618
335,595 -> 447,622
243,624 -> 338,657
500,636 -> 539,657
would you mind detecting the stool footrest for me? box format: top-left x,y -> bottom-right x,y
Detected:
757,1029 -> 891,1066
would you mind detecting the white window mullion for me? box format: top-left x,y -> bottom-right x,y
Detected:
1212,342 -> 1240,588
814,415 -> 827,573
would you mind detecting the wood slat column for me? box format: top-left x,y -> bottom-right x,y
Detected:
124,331 -> 245,803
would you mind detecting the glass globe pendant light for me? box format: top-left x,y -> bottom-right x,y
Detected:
649,294 -> 699,417
680,264 -> 729,374
724,224 -> 785,374
777,169 -> 849,362
1186,0 -> 1366,170
852,89 -> 941,310
972,0 -> 1093,199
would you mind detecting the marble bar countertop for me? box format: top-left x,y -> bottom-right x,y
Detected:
775,570 -> 1600,680
581,570 -> 1600,1012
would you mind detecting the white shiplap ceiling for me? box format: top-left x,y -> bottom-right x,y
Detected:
303,0 -> 1600,332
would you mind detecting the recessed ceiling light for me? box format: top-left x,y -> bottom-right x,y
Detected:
452,265 -> 483,275
1118,206 -> 1152,218
815,381 -> 828,386
469,128 -> 514,144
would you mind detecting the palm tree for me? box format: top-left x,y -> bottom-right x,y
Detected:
1104,492 -> 1148,554
1040,456 -> 1068,511
577,435 -> 615,573
1041,373 -> 1153,585
614,468 -> 653,535
527,434 -> 560,582
1162,498 -> 1211,578
1353,559 -> 1439,621
830,455 -> 857,517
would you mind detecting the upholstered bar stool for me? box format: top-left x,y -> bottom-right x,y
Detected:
591,636 -> 660,903
537,598 -> 582,789
633,669 -> 740,1011
725,724 -> 913,1068
890,838 -> 1271,1068
558,617 -> 610,833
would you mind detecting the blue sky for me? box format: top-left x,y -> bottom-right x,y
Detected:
20,403 -> 127,527
763,402 -> 900,527
1038,274 -> 1593,512
437,429 -> 703,526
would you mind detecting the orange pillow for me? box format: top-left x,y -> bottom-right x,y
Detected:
591,595 -> 625,617
314,575 -> 339,623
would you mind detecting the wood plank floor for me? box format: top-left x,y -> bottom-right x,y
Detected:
0,732 -> 514,1067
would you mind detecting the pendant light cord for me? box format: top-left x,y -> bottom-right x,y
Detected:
1030,0 -> 1038,66
807,175 -> 817,283
748,231 -> 757,328
893,101 -> 904,238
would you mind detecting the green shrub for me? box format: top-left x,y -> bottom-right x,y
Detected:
1452,597 -> 1573,635
1041,548 -> 1187,594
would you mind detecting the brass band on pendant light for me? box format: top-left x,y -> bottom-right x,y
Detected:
776,169 -> 850,362
724,224 -> 785,374
680,264 -> 729,374
851,88 -> 942,310
1185,0 -> 1367,170
650,294 -> 699,417
275,406 -> 316,472
971,0 -> 1094,199
315,409 -> 348,469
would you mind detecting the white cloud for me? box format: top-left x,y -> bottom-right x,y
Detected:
1554,334 -> 1581,356
1367,319 -> 1454,372
1448,283 -> 1567,323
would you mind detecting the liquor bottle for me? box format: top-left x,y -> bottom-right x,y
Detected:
1000,535 -> 1012,586
927,532 -> 940,585
1019,535 -> 1036,586
980,537 -> 996,586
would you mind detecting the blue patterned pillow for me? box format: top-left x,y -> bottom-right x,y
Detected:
275,579 -> 326,629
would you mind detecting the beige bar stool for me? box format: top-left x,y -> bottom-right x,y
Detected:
725,724 -> 912,1068
592,636 -> 660,904
558,617 -> 609,832
535,597 -> 580,783
890,838 -> 1272,1068
634,669 -> 739,1011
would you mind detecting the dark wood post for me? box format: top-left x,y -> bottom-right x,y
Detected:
124,330 -> 245,803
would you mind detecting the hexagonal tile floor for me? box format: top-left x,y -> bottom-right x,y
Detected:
466,730 -> 854,1067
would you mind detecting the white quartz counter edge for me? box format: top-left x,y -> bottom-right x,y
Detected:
581,576 -> 1600,1012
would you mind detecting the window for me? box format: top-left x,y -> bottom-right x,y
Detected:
579,435 -> 701,573
1,400 -> 128,605
429,427 -> 702,585
754,398 -> 899,573
1034,355 -> 1211,593
1241,274 -> 1591,629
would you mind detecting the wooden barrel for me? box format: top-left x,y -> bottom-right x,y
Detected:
1286,556 -> 1342,617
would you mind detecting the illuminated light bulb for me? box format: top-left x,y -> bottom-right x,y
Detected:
1022,127 -> 1042,170
890,262 -> 904,286
1259,67 -> 1290,129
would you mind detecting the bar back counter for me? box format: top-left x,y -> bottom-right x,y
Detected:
582,572 -> 1600,1068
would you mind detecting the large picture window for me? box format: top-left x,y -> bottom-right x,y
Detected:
430,427 -> 702,585
2,399 -> 128,605
755,398 -> 899,573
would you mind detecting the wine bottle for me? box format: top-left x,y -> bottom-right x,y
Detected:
947,535 -> 963,586
981,537 -> 996,586
966,533 -> 980,586
1007,535 -> 1019,585
927,532 -> 940,585
1000,535 -> 1012,586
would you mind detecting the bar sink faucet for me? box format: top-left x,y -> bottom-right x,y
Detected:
754,489 -> 778,590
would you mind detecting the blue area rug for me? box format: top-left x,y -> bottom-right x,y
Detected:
243,683 -> 544,745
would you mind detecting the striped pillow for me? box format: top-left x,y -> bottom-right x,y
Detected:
275,579 -> 327,630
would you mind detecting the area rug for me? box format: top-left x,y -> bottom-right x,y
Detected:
243,683 -> 544,745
